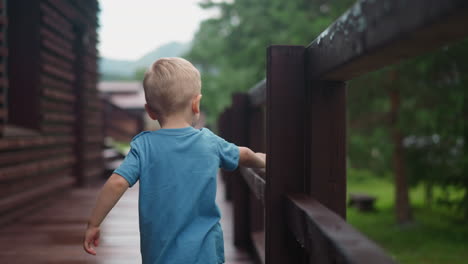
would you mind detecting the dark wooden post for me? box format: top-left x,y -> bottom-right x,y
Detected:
265,45 -> 306,263
219,108 -> 233,201
307,81 -> 347,218
73,24 -> 86,187
248,106 -> 264,234
230,93 -> 251,248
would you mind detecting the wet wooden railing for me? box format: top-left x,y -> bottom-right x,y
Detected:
218,0 -> 468,263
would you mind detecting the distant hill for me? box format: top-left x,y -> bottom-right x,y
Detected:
99,42 -> 191,80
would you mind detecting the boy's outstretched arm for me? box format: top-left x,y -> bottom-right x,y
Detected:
238,146 -> 266,168
83,173 -> 129,255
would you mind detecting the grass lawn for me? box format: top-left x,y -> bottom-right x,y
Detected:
347,169 -> 468,264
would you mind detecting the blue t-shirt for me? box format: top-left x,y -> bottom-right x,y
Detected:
114,126 -> 239,264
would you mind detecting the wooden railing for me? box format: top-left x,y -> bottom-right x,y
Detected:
218,0 -> 468,263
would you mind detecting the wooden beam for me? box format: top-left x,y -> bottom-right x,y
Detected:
230,93 -> 251,248
240,167 -> 265,203
248,79 -> 266,107
286,195 -> 396,264
307,0 -> 468,80
265,45 -> 306,264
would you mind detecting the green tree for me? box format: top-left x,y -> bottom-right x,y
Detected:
186,0 -> 353,124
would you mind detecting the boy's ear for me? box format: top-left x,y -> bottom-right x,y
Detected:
145,104 -> 158,120
192,94 -> 202,114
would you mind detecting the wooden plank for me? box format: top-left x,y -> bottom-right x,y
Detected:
308,81 -> 347,218
47,0 -> 85,23
41,124 -> 74,134
0,136 -> 73,151
0,156 -> 74,181
42,38 -> 75,61
40,3 -> 75,40
0,77 -> 8,88
218,109 -> 233,200
43,63 -> 75,82
42,87 -> 75,102
265,45 -> 306,264
0,146 -> 72,166
0,171 -> 253,263
40,50 -> 73,72
248,80 -> 266,107
0,177 -> 74,214
240,167 -> 265,203
42,112 -> 75,123
0,16 -> 7,26
0,168 -> 72,199
230,93 -> 251,248
40,2 -> 73,32
0,47 -> 8,57
251,231 -> 265,264
247,104 -> 265,237
41,99 -> 74,113
307,0 -> 468,80
286,195 -> 396,264
41,74 -> 74,91
40,27 -> 73,51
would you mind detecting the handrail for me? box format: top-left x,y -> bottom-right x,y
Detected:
247,0 -> 468,104
307,0 -> 468,81
286,194 -> 396,264
219,0 -> 468,262
239,167 -> 265,203
247,79 -> 266,107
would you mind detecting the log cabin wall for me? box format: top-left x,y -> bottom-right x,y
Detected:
0,0 -> 101,224
101,98 -> 144,143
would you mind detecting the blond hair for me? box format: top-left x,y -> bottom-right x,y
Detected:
143,57 -> 201,119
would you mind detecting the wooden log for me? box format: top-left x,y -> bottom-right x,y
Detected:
0,156 -> 74,181
41,124 -> 74,134
43,63 -> 76,82
0,136 -> 73,151
41,99 -> 74,113
40,4 -> 74,40
42,87 -> 75,102
0,146 -> 72,166
42,38 -> 75,61
43,112 -> 75,123
0,176 -> 74,214
251,231 -> 266,264
40,27 -> 73,51
40,3 -> 73,32
41,75 -> 74,91
41,50 -> 73,71
0,168 -> 72,199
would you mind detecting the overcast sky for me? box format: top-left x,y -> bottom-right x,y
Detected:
98,0 -> 217,61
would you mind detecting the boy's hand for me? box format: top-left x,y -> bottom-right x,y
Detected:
255,153 -> 266,163
239,147 -> 266,168
83,226 -> 100,255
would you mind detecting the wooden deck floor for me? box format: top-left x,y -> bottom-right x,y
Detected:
0,176 -> 254,264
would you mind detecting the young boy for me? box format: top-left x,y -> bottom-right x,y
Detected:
83,57 -> 265,264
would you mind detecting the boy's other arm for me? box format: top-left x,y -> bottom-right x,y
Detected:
238,146 -> 266,168
83,173 -> 129,255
